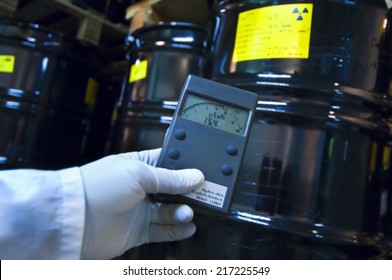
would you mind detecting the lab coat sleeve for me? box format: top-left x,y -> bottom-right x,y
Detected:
0,167 -> 85,259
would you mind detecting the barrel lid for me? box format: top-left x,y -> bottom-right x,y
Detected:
0,19 -> 91,55
126,21 -> 207,51
212,0 -> 389,9
0,19 -> 67,47
132,21 -> 207,34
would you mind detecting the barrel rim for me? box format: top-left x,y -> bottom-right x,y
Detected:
0,18 -> 69,41
131,21 -> 208,36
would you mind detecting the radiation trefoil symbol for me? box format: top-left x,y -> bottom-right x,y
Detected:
293,7 -> 309,21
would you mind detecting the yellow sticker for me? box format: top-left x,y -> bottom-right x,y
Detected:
129,59 -> 148,83
233,4 -> 313,62
383,146 -> 391,167
84,77 -> 99,110
0,55 -> 15,73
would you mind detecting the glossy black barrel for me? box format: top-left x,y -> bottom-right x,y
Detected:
110,22 -> 207,153
0,20 -> 98,169
206,0 -> 392,257
119,88 -> 392,259
205,0 -> 392,103
120,0 -> 392,259
237,88 -> 392,246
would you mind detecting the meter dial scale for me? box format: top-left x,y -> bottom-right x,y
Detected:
180,95 -> 249,135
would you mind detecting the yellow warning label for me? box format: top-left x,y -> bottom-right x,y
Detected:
383,146 -> 391,167
129,59 -> 148,83
233,4 -> 313,62
84,77 -> 99,111
0,55 -> 15,73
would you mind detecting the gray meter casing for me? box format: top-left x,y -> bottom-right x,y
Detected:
156,75 -> 258,214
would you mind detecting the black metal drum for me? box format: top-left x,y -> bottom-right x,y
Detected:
205,0 -> 392,103
110,22 -> 207,153
0,19 -> 98,169
120,89 -> 392,259
234,88 -> 392,250
205,0 -> 392,257
119,0 -> 392,259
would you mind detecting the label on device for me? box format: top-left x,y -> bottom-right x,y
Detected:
182,181 -> 228,208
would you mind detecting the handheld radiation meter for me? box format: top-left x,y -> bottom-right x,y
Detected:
156,75 -> 258,214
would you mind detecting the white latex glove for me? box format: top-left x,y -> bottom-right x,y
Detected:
79,148 -> 204,259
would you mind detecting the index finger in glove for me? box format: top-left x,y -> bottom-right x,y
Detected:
118,148 -> 162,166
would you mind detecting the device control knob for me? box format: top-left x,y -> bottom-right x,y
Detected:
168,148 -> 180,160
175,129 -> 187,140
226,145 -> 238,156
221,164 -> 233,176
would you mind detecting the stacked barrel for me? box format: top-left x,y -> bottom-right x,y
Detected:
0,19 -> 99,169
204,0 -> 392,258
110,22 -> 207,153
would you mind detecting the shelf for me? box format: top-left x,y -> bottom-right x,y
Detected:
1,0 -> 129,46
0,0 -> 210,83
1,0 -> 210,46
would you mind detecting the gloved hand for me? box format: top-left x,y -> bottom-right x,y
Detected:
79,148 -> 204,259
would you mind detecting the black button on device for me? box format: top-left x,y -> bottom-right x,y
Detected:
168,148 -> 180,160
226,145 -> 238,156
221,164 -> 233,176
175,129 -> 187,140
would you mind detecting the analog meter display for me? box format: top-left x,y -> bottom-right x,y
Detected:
180,93 -> 249,135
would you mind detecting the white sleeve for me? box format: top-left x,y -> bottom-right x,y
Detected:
0,167 -> 85,259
